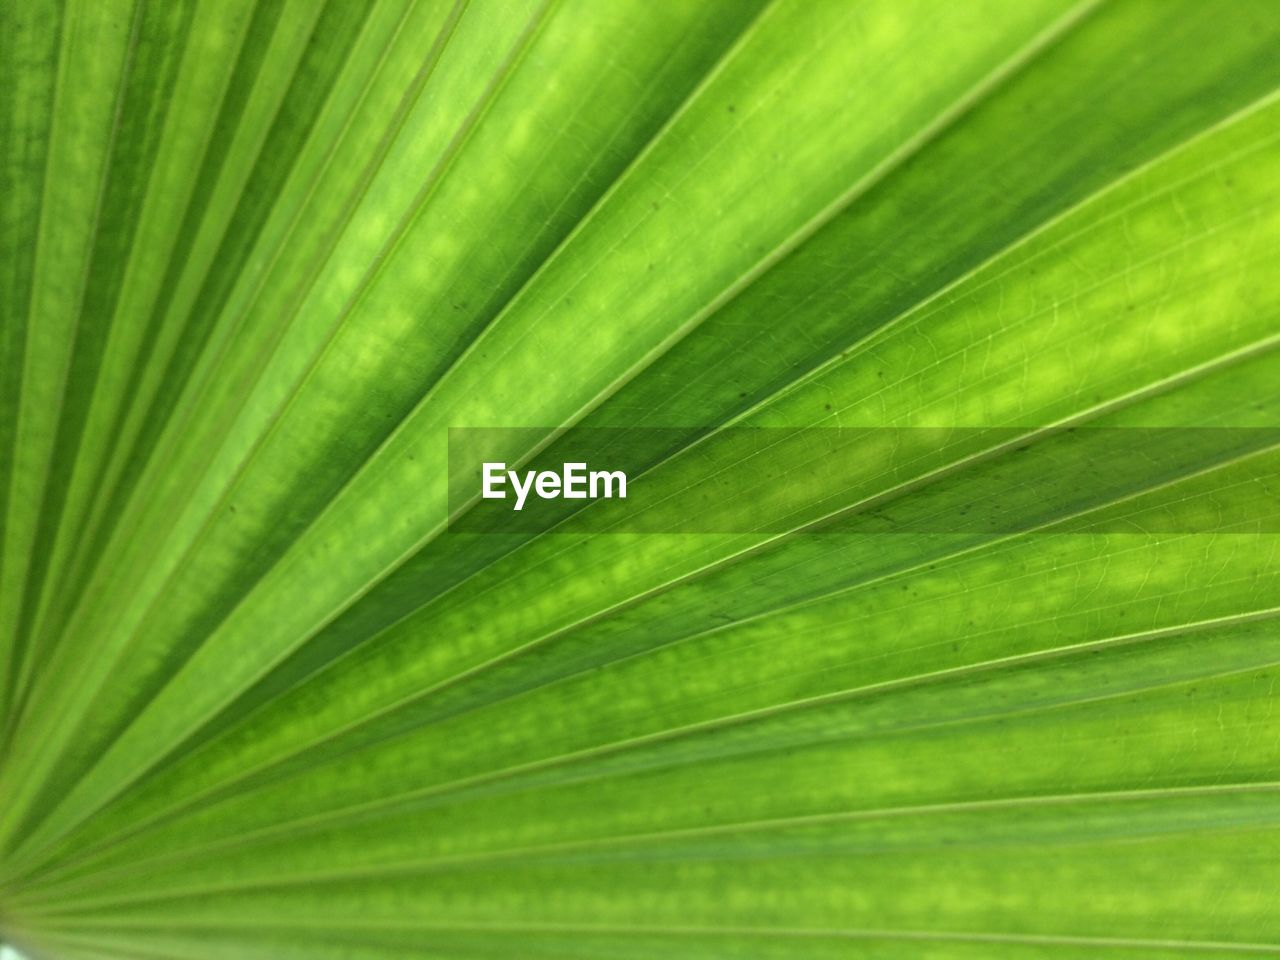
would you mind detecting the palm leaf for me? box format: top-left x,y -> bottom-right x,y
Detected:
2,0 -> 1279,956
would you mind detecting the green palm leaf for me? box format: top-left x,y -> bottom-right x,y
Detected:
2,0 -> 1278,956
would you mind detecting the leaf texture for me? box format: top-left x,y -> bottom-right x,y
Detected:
1,0 -> 1279,957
